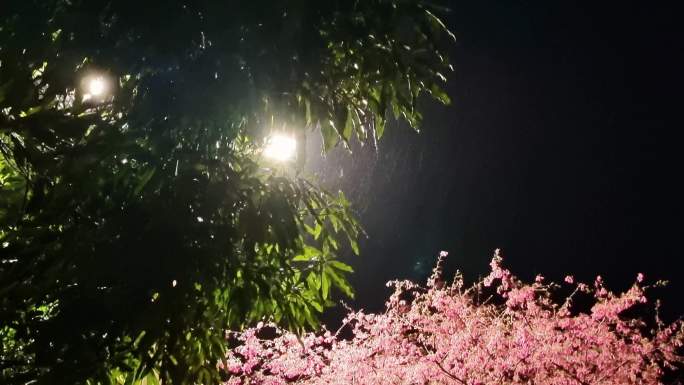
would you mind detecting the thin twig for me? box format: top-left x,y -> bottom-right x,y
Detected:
434,361 -> 467,385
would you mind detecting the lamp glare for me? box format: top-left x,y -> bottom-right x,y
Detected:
264,134 -> 296,162
87,77 -> 107,96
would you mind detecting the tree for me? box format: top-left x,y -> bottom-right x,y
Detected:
222,251 -> 684,385
0,1 -> 454,384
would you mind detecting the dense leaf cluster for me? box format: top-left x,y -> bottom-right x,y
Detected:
0,1 -> 453,384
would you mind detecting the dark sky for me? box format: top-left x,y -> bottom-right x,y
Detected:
313,1 -> 684,325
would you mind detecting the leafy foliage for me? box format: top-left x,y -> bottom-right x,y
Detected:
222,251 -> 684,384
0,1 -> 453,384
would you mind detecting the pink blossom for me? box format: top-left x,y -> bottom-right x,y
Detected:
221,252 -> 684,385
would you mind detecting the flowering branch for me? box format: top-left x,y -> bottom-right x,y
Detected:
221,250 -> 684,385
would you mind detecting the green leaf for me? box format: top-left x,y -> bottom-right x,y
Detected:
325,266 -> 354,298
306,272 -> 320,291
320,118 -> 339,152
305,245 -> 322,259
133,167 -> 156,195
429,84 -> 451,105
304,222 -> 322,239
342,107 -> 353,143
19,105 -> 44,117
303,303 -> 318,328
51,29 -> 62,41
321,271 -> 330,299
123,371 -> 135,385
308,298 -> 323,313
329,260 -> 354,273
349,237 -> 360,255
425,9 -> 457,41
375,114 -> 386,140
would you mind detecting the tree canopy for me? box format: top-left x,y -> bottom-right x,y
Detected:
0,1 -> 454,384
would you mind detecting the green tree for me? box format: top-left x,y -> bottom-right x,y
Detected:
0,1 -> 453,384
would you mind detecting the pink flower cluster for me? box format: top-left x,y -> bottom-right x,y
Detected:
222,251 -> 684,384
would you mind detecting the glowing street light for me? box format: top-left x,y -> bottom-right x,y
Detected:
87,77 -> 107,96
263,134 -> 297,162
81,74 -> 110,103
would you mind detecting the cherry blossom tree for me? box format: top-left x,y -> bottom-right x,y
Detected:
222,250 -> 684,385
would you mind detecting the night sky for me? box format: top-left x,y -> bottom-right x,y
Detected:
311,1 -> 684,325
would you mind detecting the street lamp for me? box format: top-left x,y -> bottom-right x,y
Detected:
263,134 -> 297,162
81,74 -> 111,103
87,77 -> 107,96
